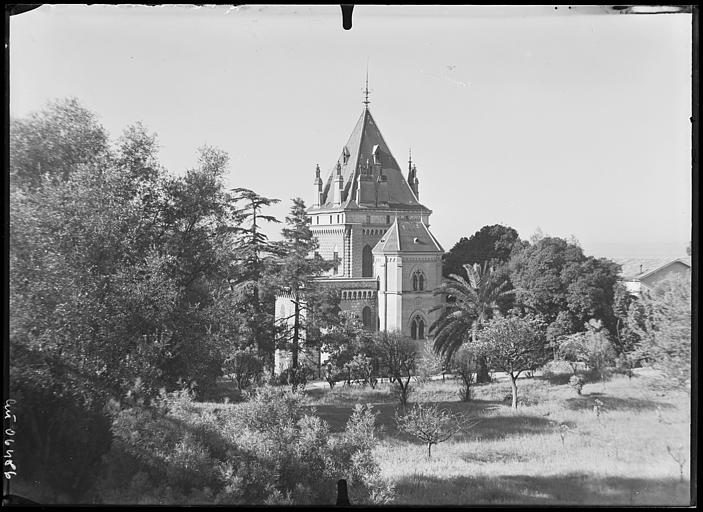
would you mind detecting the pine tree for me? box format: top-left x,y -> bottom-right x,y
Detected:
230,188 -> 280,367
274,198 -> 332,382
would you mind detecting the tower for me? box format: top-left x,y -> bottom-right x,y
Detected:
275,84 -> 444,375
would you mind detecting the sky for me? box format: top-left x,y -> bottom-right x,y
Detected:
9,5 -> 693,260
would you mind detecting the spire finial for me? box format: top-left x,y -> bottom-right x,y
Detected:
363,62 -> 370,109
408,148 -> 412,172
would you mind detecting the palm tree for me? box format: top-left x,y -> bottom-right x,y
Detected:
429,262 -> 512,381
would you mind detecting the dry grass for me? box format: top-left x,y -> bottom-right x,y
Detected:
304,370 -> 692,506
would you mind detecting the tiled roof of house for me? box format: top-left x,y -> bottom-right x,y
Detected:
310,108 -> 429,213
618,257 -> 691,280
373,218 -> 444,254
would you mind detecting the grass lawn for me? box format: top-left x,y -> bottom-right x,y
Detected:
303,369 -> 692,506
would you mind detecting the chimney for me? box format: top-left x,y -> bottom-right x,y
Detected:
376,171 -> 389,206
356,159 -> 375,205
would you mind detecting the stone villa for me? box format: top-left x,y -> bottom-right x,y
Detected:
275,94 -> 444,373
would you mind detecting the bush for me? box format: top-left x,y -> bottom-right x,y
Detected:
569,375 -> 585,395
96,386 -> 393,505
557,319 -> 616,381
417,341 -> 444,386
222,349 -> 264,390
541,361 -> 573,385
10,345 -> 113,500
449,345 -> 478,401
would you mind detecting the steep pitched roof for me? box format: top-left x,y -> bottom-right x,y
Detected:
373,218 -> 444,254
312,108 -> 428,212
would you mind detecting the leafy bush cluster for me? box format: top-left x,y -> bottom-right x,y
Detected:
96,387 -> 394,505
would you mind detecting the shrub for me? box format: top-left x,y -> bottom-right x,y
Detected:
97,386 -> 392,505
449,345 -> 477,401
343,354 -> 378,388
557,319 -> 616,381
222,348 -> 264,390
417,341 -> 444,385
569,375 -> 585,395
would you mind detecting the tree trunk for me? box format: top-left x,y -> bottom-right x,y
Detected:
509,374 -> 518,409
428,442 -> 433,459
292,294 -> 300,370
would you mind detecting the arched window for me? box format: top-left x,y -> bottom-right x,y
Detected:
410,315 -> 425,340
412,270 -> 425,291
362,307 -> 373,331
362,245 -> 373,277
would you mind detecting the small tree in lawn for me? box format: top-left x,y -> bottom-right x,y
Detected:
395,403 -> 473,459
376,331 -> 417,409
476,315 -> 549,409
418,341 -> 445,385
449,345 -> 478,402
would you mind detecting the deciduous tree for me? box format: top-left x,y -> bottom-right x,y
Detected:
475,316 -> 549,409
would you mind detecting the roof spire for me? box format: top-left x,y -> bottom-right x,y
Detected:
408,148 -> 412,173
363,62 -> 370,109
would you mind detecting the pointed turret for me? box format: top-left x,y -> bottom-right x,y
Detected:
313,164 -> 323,207
332,162 -> 344,206
410,163 -> 419,200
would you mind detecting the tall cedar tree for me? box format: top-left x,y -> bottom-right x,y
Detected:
275,198 -> 332,372
230,188 -> 280,365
